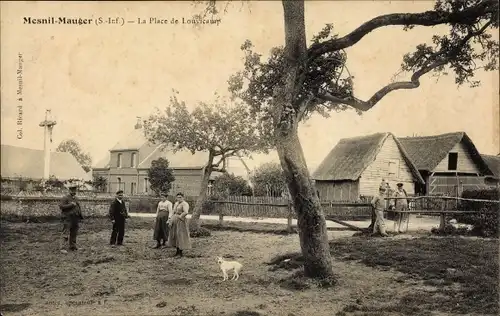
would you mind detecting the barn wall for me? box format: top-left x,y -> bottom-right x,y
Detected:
359,134 -> 416,196
315,180 -> 360,201
433,141 -> 481,174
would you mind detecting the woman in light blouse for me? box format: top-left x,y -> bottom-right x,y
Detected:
153,192 -> 173,249
166,192 -> 192,257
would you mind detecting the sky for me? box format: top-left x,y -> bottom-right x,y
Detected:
1,1 -> 499,172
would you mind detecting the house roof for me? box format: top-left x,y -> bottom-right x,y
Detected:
137,144 -> 208,169
1,144 -> 91,181
111,128 -> 149,151
398,132 -> 492,175
481,154 -> 500,179
312,133 -> 424,184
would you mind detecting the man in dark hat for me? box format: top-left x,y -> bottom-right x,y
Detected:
59,185 -> 84,251
390,182 -> 409,233
109,190 -> 129,246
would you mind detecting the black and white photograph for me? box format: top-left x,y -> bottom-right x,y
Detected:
1,1 -> 499,315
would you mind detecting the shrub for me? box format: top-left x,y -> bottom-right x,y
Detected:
455,188 -> 499,238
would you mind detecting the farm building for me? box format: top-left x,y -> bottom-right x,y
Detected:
92,120 -> 250,196
312,133 -> 425,201
398,132 -> 494,195
481,154 -> 500,187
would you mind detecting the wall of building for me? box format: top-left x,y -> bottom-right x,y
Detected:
315,180 -> 360,201
433,141 -> 481,174
359,135 -> 416,196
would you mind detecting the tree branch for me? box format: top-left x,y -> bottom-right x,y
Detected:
317,20 -> 492,111
308,0 -> 497,59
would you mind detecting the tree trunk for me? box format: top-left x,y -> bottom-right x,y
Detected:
276,128 -> 334,279
274,0 -> 334,279
189,154 -> 214,231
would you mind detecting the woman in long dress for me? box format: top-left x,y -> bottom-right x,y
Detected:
167,192 -> 192,257
153,193 -> 173,249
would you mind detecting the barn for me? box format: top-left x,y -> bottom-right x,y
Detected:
312,133 -> 424,201
398,132 -> 494,195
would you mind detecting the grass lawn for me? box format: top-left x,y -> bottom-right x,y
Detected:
0,217 -> 497,316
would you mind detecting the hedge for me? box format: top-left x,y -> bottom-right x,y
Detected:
456,188 -> 499,238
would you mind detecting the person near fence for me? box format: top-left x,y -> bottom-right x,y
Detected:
59,185 -> 84,251
109,190 -> 129,246
153,192 -> 173,249
391,183 -> 409,233
371,185 -> 389,237
167,192 -> 192,257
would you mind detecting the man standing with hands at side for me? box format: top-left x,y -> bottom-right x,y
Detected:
59,185 -> 84,251
109,190 -> 129,246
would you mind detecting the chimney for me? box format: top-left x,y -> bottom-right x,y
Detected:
39,109 -> 57,180
134,116 -> 142,129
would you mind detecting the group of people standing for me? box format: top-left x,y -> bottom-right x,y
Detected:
58,186 -> 191,256
370,179 -> 410,237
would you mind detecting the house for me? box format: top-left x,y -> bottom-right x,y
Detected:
92,121 -> 250,196
1,144 -> 91,191
312,133 -> 425,201
481,154 -> 500,187
398,132 -> 494,195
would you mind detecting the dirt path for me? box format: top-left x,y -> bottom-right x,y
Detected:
0,222 -> 463,316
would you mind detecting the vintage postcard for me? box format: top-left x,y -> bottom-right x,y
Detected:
1,1 -> 499,315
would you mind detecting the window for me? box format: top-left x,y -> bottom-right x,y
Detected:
117,177 -> 122,190
131,153 -> 137,168
448,152 -> 458,170
144,178 -> 149,193
131,183 -> 136,195
388,159 -> 399,177
117,153 -> 122,168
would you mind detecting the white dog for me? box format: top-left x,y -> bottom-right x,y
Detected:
217,256 -> 243,281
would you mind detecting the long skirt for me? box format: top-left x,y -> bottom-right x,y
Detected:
153,210 -> 170,241
167,215 -> 192,250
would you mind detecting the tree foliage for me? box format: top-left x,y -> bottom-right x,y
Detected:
250,162 -> 288,197
228,0 -> 498,121
144,92 -> 272,166
56,139 -> 93,172
92,176 -> 108,193
147,158 -> 176,196
212,173 -> 252,197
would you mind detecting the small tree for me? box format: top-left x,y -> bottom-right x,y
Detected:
147,158 -> 176,196
213,173 -> 253,197
92,176 -> 108,193
144,93 -> 271,231
251,162 -> 287,197
56,139 -> 93,172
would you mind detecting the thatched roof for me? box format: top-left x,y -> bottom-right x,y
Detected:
312,133 -> 424,183
481,154 -> 500,179
398,132 -> 492,175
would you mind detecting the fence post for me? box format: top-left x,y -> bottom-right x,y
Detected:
217,202 -> 224,226
439,198 -> 446,230
287,200 -> 294,232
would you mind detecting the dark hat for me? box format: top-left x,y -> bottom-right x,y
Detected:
397,183 -> 404,187
68,184 -> 78,190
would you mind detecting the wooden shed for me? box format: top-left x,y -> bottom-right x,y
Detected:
312,133 -> 424,201
398,132 -> 494,195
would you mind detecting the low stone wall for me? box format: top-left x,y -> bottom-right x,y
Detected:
0,196 -> 114,221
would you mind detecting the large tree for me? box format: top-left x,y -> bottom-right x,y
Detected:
56,139 -> 93,172
144,92 -> 271,230
198,0 -> 498,279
